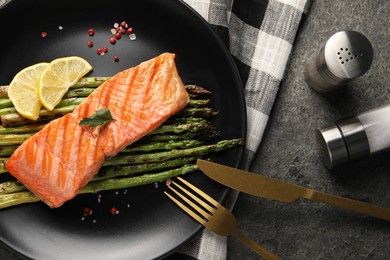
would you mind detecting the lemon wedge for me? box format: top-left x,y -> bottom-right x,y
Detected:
38,56 -> 92,111
8,62 -> 50,120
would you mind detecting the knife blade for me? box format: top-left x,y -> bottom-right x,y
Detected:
196,159 -> 390,221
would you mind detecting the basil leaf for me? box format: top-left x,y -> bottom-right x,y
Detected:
79,108 -> 115,128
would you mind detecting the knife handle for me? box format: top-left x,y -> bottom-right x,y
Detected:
304,189 -> 390,221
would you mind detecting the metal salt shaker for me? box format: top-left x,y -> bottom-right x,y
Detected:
317,103 -> 390,169
304,30 -> 374,92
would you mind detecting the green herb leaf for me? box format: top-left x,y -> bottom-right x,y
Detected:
79,108 -> 116,128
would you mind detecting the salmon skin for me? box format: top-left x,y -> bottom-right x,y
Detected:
6,53 -> 190,208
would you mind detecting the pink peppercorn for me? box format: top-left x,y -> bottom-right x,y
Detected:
126,28 -> 133,35
110,207 -> 119,215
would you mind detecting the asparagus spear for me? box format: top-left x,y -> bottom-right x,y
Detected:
0,164 -> 199,209
146,122 -> 215,136
1,105 -> 78,127
0,145 -> 18,157
0,103 -> 216,128
0,190 -> 41,209
0,180 -> 25,194
0,122 -> 216,145
120,140 -> 203,153
0,136 -> 201,173
83,164 -> 199,193
185,84 -> 212,96
165,117 -> 209,125
69,77 -> 110,88
0,86 -> 8,99
188,99 -> 211,107
0,134 -> 33,146
0,77 -> 110,98
0,107 -> 18,116
0,97 -> 87,115
0,137 -> 240,174
0,156 -> 200,194
0,133 -> 219,174
63,88 -> 95,98
0,131 -> 219,148
0,99 -> 12,109
0,123 -> 47,134
0,139 -> 204,157
0,133 -> 206,157
138,130 -> 220,143
174,107 -> 219,118
103,138 -> 243,166
94,156 -> 198,181
0,119 -> 211,136
0,97 -> 85,110
54,97 -> 86,108
0,158 -> 7,174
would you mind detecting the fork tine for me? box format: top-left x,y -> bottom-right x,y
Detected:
172,180 -> 215,213
177,176 -> 218,207
164,191 -> 206,225
166,183 -> 211,220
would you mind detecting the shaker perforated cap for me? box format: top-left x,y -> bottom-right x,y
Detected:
323,30 -> 374,81
305,30 -> 374,93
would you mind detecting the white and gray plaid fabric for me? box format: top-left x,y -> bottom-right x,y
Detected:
178,0 -> 311,259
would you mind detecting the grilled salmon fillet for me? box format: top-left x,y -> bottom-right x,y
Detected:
5,52 -> 190,208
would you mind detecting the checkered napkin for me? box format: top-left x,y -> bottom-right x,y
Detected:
177,0 -> 311,259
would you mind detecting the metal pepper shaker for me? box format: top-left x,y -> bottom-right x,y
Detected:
304,30 -> 374,93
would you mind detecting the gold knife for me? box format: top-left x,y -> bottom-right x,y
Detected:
196,159 -> 390,221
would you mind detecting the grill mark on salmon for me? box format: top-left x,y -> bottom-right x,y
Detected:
5,53 -> 189,208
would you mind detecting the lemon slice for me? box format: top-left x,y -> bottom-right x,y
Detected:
8,62 -> 50,120
38,56 -> 92,111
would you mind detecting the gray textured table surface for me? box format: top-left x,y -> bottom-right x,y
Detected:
1,0 -> 389,260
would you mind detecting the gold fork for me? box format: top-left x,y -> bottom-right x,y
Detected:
164,177 -> 279,260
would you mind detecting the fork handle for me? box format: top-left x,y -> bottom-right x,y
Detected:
235,231 -> 279,260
